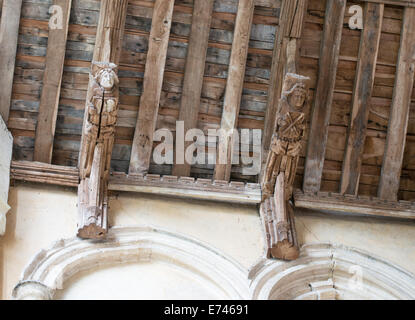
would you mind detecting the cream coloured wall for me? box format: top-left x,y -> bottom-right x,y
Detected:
1,182 -> 415,299
0,115 -> 12,235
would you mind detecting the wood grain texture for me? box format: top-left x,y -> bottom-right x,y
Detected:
34,0 -> 72,163
214,0 -> 255,181
303,0 -> 346,193
378,7 -> 415,200
340,3 -> 384,195
262,0 -> 308,165
294,189 -> 415,220
0,0 -> 23,122
172,0 -> 215,177
129,0 -> 175,174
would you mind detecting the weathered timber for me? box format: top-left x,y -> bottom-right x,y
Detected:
260,173 -> 299,260
0,0 -> 23,122
378,7 -> 415,201
77,0 -> 128,239
214,0 -> 255,181
262,0 -> 308,162
34,0 -> 72,163
109,172 -> 261,204
129,0 -> 174,174
9,161 -> 261,204
294,189 -> 415,220
340,3 -> 384,195
172,0 -> 215,177
262,73 -> 310,200
10,161 -> 79,187
303,0 -> 346,193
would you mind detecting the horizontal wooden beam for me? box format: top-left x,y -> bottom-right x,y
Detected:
11,161 -> 79,187
109,173 -> 261,204
294,190 -> 415,220
360,0 -> 415,8
10,161 -> 261,204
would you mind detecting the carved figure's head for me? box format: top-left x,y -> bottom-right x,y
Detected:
282,73 -> 310,111
92,62 -> 119,90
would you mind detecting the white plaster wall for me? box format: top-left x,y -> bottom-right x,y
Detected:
1,182 -> 415,300
0,115 -> 12,235
54,262 -> 226,300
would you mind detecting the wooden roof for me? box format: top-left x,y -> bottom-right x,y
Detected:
2,0 -> 415,212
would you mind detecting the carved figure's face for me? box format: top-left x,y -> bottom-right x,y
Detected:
98,69 -> 116,89
288,87 -> 306,110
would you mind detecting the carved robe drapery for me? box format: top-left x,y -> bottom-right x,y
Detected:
261,73 -> 310,260
78,62 -> 119,239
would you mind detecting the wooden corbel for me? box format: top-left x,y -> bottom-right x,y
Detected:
77,62 -> 119,239
260,73 -> 310,261
76,0 -> 128,240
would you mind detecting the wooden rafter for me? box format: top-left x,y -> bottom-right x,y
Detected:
129,0 -> 175,175
262,0 -> 308,161
303,0 -> 346,193
34,0 -> 72,164
340,3 -> 384,196
77,0 -> 128,239
214,0 -> 255,181
172,0 -> 215,177
378,7 -> 415,201
0,0 -> 23,122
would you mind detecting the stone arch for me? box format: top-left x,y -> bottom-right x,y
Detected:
249,243 -> 415,300
12,226 -> 249,300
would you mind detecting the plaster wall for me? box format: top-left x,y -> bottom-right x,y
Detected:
1,183 -> 414,299
0,115 -> 12,235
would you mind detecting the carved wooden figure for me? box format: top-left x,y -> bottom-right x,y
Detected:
78,62 -> 119,239
261,73 -> 309,261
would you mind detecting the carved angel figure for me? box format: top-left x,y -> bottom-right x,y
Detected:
262,73 -> 310,200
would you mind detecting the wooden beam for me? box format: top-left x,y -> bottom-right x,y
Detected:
214,0 -> 255,181
10,161 -> 262,204
340,3 -> 383,196
77,0 -> 128,239
294,190 -> 415,220
360,0 -> 415,7
172,0 -> 215,177
109,172 -> 261,204
262,0 -> 308,159
378,7 -> 415,201
0,0 -> 23,122
302,0 -> 346,193
34,0 -> 72,163
129,0 -> 175,174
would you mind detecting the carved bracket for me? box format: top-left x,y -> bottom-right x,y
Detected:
260,73 -> 310,261
77,62 -> 119,239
